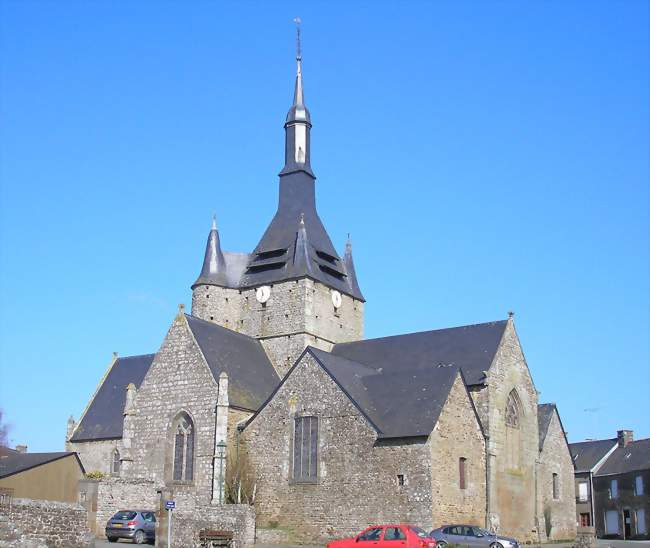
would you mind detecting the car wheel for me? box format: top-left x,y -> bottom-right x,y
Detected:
134,530 -> 146,544
437,541 -> 447,548
107,538 -> 118,543
490,543 -> 503,548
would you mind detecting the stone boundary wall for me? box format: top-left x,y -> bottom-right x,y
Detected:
171,504 -> 255,548
0,498 -> 93,548
95,478 -> 158,537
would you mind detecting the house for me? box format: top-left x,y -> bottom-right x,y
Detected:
0,446 -> 85,503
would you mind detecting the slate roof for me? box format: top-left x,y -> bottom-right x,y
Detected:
70,354 -> 155,442
331,320 -> 509,386
309,347 -> 464,439
595,438 -> 650,476
538,403 -> 556,450
184,314 -> 279,411
0,452 -> 83,479
569,438 -> 618,473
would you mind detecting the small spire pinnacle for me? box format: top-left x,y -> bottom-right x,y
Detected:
294,17 -> 302,61
291,17 -> 306,109
300,212 -> 305,226
211,214 -> 217,231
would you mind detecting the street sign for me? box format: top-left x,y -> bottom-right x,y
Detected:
165,500 -> 176,510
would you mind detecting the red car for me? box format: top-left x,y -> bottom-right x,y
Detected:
328,525 -> 437,548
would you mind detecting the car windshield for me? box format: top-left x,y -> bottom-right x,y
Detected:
409,527 -> 429,538
113,511 -> 137,520
478,529 -> 493,536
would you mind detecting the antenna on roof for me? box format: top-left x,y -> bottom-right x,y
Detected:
293,17 -> 302,60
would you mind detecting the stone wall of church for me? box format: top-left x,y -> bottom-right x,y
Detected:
471,319 -> 540,542
259,333 -> 332,378
191,284 -> 243,330
121,314 -> 220,504
66,438 -> 119,476
429,374 -> 486,527
242,353 -> 432,541
538,412 -> 577,541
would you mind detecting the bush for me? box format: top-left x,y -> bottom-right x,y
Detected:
85,470 -> 106,479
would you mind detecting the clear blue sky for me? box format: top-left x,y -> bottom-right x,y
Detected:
0,1 -> 648,452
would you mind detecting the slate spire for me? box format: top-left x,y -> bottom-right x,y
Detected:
343,235 -> 364,300
281,17 -> 313,177
192,215 -> 228,289
240,21 -> 364,301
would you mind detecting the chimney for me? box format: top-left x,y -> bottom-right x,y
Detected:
617,430 -> 633,448
15,445 -> 27,453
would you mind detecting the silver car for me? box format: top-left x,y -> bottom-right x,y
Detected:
105,510 -> 156,544
429,525 -> 519,548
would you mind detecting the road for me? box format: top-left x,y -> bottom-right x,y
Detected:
92,541 -> 650,548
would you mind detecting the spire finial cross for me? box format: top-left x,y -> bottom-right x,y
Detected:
293,17 -> 302,61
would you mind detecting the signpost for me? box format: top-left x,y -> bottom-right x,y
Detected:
165,500 -> 175,548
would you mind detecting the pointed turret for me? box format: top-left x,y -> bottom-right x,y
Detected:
192,216 -> 228,289
343,235 -> 364,301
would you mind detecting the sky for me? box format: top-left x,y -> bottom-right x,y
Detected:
0,1 -> 648,452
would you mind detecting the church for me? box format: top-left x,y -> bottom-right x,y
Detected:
66,34 -> 576,544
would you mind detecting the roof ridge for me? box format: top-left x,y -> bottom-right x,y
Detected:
184,314 -> 260,343
118,353 -> 156,360
336,319 -> 509,346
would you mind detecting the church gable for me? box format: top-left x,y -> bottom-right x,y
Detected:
242,350 -> 433,539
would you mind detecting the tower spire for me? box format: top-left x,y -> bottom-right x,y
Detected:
281,17 -> 313,176
191,216 -> 228,289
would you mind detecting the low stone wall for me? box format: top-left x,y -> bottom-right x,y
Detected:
0,498 -> 93,548
95,478 -> 158,537
170,504 -> 255,548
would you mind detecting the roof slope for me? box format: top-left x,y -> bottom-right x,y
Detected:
184,314 -> 279,411
569,439 -> 618,473
596,438 -> 650,476
0,452 -> 82,479
71,354 -> 155,442
331,320 -> 508,386
310,347 -> 462,439
538,403 -> 556,450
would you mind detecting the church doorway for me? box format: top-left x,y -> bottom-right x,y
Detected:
623,509 -> 632,539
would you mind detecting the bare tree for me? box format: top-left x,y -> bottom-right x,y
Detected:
0,409 -> 10,447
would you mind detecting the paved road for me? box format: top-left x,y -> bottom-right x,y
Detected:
93,540 -> 650,548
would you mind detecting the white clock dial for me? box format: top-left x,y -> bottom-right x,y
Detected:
255,286 -> 271,304
331,290 -> 342,309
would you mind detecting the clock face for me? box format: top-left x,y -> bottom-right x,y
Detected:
331,290 -> 342,309
255,286 -> 271,304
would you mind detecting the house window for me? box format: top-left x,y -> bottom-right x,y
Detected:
578,481 -> 589,502
293,416 -> 318,482
552,473 -> 559,499
112,449 -> 121,475
605,510 -> 619,534
172,412 -> 194,482
610,479 -> 618,499
397,474 -> 405,486
635,475 -> 644,496
580,513 -> 591,527
459,458 -> 467,490
637,509 -> 647,535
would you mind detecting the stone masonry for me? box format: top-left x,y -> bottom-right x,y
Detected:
538,410 -> 577,540
469,319 -> 541,542
0,498 -> 93,548
242,353 -> 486,541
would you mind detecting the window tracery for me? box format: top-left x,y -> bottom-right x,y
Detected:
172,413 -> 194,482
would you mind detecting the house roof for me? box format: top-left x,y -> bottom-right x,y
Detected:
184,314 -> 279,411
538,403 -> 556,450
569,438 -> 618,473
595,438 -> 650,476
0,452 -> 83,479
331,320 -> 509,386
309,347 -> 463,439
70,354 -> 155,442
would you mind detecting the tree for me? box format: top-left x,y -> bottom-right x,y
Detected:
0,408 -> 10,447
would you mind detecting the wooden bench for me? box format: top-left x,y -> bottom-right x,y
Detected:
199,529 -> 234,548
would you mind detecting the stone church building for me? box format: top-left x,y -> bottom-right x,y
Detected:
66,43 -> 576,543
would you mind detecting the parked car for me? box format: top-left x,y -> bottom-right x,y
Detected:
105,510 -> 156,544
327,524 -> 437,548
429,525 -> 519,548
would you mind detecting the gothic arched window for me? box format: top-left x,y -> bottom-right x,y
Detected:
505,390 -> 521,428
111,449 -> 121,475
172,412 -> 194,482
505,389 -> 523,469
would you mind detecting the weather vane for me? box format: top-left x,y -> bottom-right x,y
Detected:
293,17 -> 302,60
